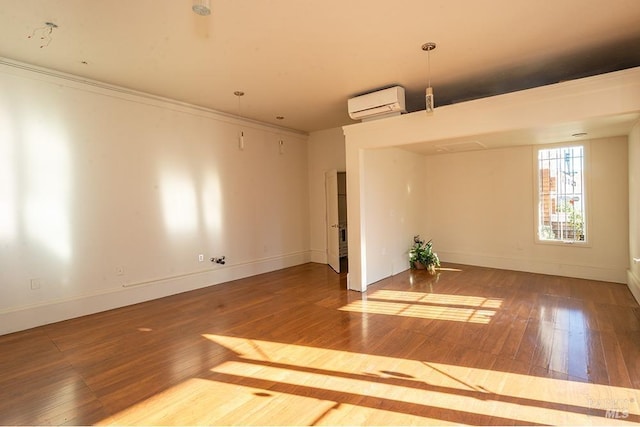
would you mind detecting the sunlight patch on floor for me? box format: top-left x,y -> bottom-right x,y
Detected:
339,299 -> 497,324
369,289 -> 503,308
97,333 -> 639,425
201,334 -> 640,426
97,377 -> 337,426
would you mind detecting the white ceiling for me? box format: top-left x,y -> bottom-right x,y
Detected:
401,112 -> 640,156
1,0 -> 640,133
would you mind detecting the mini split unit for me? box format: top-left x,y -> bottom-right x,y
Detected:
347,86 -> 406,122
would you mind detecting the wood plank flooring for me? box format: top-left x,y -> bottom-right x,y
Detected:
1,263 -> 639,425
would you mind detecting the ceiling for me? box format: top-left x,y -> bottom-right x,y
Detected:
1,0 -> 640,133
401,112 -> 640,156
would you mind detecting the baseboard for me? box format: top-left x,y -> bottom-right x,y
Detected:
309,249 -> 328,264
628,270 -> 640,305
0,251 -> 310,336
438,250 -> 627,284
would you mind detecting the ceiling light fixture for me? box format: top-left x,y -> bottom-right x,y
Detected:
235,91 -> 245,150
192,0 -> 211,16
421,42 -> 437,114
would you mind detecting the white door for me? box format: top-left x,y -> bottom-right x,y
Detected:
325,169 -> 340,273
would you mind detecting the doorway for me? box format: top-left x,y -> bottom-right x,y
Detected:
325,170 -> 348,274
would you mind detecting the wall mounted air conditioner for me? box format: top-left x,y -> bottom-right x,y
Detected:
348,86 -> 406,122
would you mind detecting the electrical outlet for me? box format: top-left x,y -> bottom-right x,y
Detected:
198,254 -> 204,262
30,279 -> 42,290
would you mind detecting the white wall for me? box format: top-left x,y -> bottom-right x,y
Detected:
0,62 -> 310,335
363,148 -> 426,284
424,138 -> 629,283
307,127 -> 346,263
629,121 -> 640,302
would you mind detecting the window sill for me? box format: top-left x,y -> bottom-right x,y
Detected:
535,239 -> 591,248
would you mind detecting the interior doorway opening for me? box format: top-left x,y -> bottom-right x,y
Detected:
325,170 -> 347,274
337,172 -> 348,273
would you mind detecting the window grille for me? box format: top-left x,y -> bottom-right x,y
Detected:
537,145 -> 586,243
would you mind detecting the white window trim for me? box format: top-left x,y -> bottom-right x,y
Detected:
533,141 -> 592,247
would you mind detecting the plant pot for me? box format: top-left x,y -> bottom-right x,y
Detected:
414,261 -> 426,270
414,262 -> 437,275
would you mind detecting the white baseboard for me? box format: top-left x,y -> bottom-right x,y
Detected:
0,251 -> 310,336
438,251 -> 627,284
628,270 -> 640,305
309,249 -> 328,264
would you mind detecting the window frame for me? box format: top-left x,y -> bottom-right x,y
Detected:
533,142 -> 591,247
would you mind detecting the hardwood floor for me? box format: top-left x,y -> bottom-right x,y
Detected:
1,263 -> 639,425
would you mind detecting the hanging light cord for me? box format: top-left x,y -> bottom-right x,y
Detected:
427,48 -> 432,88
234,90 -> 244,117
422,42 -> 436,88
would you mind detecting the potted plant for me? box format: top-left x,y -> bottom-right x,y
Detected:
409,235 -> 440,274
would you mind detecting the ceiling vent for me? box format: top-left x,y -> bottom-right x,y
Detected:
434,140 -> 487,153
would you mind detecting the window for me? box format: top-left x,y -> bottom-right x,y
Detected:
536,145 -> 587,243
